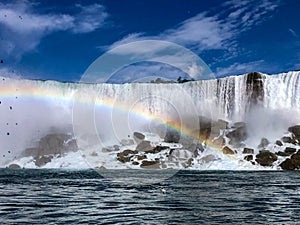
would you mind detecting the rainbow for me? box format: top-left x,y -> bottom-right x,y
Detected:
0,78 -> 236,160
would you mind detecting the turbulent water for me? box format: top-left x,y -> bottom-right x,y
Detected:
1,169 -> 300,224
0,71 -> 300,167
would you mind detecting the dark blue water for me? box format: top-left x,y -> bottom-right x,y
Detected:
1,169 -> 300,224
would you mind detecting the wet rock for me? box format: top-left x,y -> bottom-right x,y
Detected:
132,161 -> 139,165
200,154 -> 217,163
35,155 -> 53,167
276,151 -> 290,157
275,140 -> 283,146
279,154 -> 300,170
226,125 -> 247,147
212,136 -> 225,147
145,145 -> 169,154
164,121 -> 180,143
120,139 -> 135,146
244,155 -> 253,161
232,122 -> 246,129
258,138 -> 270,149
285,147 -> 297,154
281,136 -> 297,144
243,148 -> 254,154
133,132 -> 145,144
210,119 -> 228,138
90,151 -> 98,156
255,150 -> 277,166
140,160 -> 159,168
136,141 -> 153,152
288,125 -> 300,139
8,163 -> 21,169
137,155 -> 147,160
117,149 -> 137,157
222,146 -> 235,155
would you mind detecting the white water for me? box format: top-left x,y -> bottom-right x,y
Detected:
0,71 -> 300,168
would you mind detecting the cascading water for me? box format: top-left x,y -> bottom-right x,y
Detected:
0,71 -> 299,168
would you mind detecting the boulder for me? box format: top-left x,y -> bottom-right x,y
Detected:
200,154 -> 217,163
8,163 -> 21,169
222,146 -> 235,155
132,161 -> 139,165
210,119 -> 228,138
258,138 -> 270,149
133,132 -> 145,144
164,121 -> 181,143
244,155 -> 253,161
275,140 -> 283,146
279,154 -> 300,170
137,155 -> 147,160
145,146 -> 169,154
226,125 -> 247,147
212,136 -> 225,147
243,148 -> 254,154
288,125 -> 300,139
255,150 -> 277,166
140,160 -> 159,168
35,155 -> 53,167
276,151 -> 290,157
281,136 -> 297,144
38,133 -> 78,156
285,147 -> 297,154
136,141 -> 153,152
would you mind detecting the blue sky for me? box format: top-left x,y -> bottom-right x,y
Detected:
0,0 -> 299,82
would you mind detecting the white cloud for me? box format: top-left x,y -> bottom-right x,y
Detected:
110,0 -> 280,54
288,28 -> 298,37
0,1 -> 108,58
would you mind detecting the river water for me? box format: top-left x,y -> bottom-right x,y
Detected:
0,169 -> 300,224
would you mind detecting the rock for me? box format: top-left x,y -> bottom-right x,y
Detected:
35,155 -> 53,167
212,136 -> 225,147
117,155 -> 131,163
291,154 -> 300,161
137,155 -> 147,160
23,147 -> 41,157
226,125 -> 247,147
132,161 -> 139,165
145,146 -> 169,154
244,155 -> 253,161
258,138 -> 270,149
8,163 -> 21,169
210,120 -> 228,138
285,147 -> 297,154
117,149 -> 137,157
200,154 -> 217,163
182,158 -> 193,168
276,151 -> 290,157
133,132 -> 145,144
275,140 -> 283,146
136,141 -> 153,152
164,121 -> 180,143
243,148 -> 254,154
90,151 -> 98,156
281,136 -> 296,144
255,150 -> 277,166
39,133 -> 78,156
279,154 -> 300,170
117,149 -> 137,163
232,122 -> 246,129
140,160 -> 159,168
288,125 -> 300,139
120,139 -> 135,146
222,146 -> 235,155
